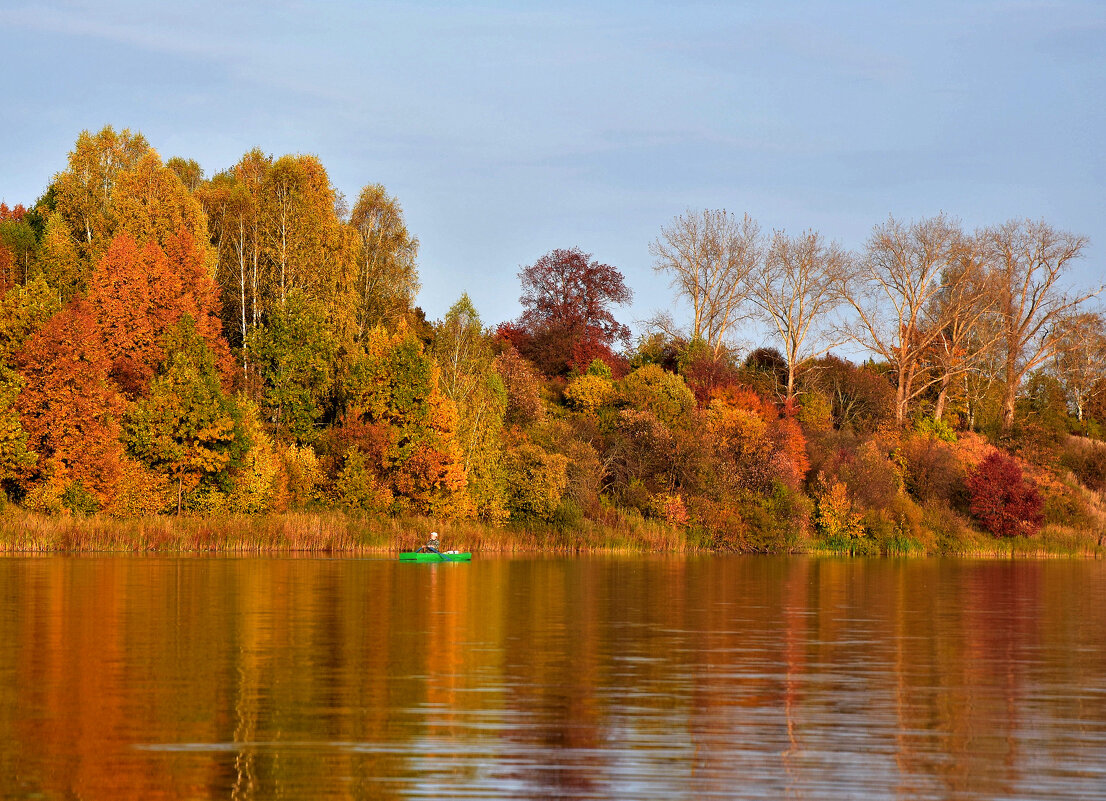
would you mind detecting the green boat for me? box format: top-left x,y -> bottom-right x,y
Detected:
398,552 -> 472,562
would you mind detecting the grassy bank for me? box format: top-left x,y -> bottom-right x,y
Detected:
0,509 -> 1100,557
0,510 -> 702,554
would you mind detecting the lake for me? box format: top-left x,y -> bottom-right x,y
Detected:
0,555 -> 1103,799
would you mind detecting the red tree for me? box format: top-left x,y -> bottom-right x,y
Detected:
510,248 -> 632,376
967,451 -> 1044,538
0,203 -> 27,222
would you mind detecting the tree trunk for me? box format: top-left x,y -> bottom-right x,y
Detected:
934,375 -> 950,421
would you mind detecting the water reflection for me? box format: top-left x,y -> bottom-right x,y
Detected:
0,556 -> 1103,799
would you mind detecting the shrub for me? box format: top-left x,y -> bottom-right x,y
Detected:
967,452 -> 1044,538
1059,436 -> 1106,492
914,415 -> 957,443
900,433 -> 966,505
619,364 -> 696,427
796,392 -> 833,433
815,479 -> 864,540
564,373 -> 614,415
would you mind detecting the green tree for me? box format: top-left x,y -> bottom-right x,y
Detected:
619,364 -> 696,427
247,290 -> 337,445
126,317 -> 246,513
0,274 -> 61,361
0,366 -> 35,491
0,219 -> 37,286
334,326 -> 471,517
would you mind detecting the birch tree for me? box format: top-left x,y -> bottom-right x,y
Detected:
350,184 -> 420,334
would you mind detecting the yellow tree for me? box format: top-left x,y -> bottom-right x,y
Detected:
433,295 -> 507,521
52,126 -> 150,264
31,212 -> 84,304
111,150 -> 210,259
349,183 -> 420,334
261,155 -> 332,308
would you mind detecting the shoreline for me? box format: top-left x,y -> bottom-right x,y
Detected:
0,510 -> 1100,558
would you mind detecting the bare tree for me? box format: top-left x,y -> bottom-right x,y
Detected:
650,209 -> 760,355
989,219 -> 1095,431
1050,310 -> 1106,422
845,214 -> 966,423
925,234 -> 1001,422
750,229 -> 853,401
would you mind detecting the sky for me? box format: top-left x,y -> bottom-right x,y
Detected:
1,0 -> 1103,348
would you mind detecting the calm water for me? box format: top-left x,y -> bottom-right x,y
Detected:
0,555 -> 1103,800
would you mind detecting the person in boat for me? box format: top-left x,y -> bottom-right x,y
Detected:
417,531 -> 441,554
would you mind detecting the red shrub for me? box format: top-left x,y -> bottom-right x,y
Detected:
967,452 -> 1044,538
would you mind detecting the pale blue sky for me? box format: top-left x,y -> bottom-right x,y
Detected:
1,1 -> 1103,343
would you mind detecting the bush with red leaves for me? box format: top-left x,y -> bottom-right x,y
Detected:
967,451 -> 1044,538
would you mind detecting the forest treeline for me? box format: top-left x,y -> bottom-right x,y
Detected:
1,126 -> 1104,553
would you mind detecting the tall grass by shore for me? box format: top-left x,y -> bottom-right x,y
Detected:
0,510 -> 700,554
0,509 -> 1100,557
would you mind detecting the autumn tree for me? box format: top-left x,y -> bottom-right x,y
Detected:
88,230 -> 230,397
493,346 -> 545,428
330,327 -> 471,517
111,150 -> 209,256
32,212 -> 83,304
988,219 -> 1095,431
13,301 -> 128,511
432,295 -> 507,521
125,316 -> 246,513
52,126 -> 150,263
650,209 -> 760,355
505,248 -> 632,376
350,183 -> 420,334
750,230 -> 853,401
967,451 -> 1043,537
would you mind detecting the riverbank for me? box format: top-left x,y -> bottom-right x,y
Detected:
0,510 -> 694,555
0,509 -> 1100,557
